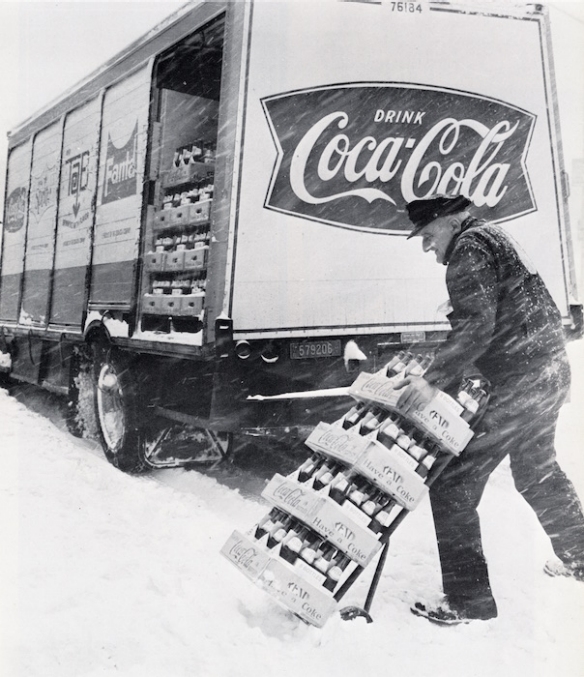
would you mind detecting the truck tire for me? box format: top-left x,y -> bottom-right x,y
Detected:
93,344 -> 150,474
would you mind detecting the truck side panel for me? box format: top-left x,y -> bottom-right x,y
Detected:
229,2 -> 571,338
0,143 -> 32,320
50,95 -> 102,326
20,120 -> 62,325
89,65 -> 152,309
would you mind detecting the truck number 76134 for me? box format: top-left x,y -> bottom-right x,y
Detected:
391,2 -> 422,12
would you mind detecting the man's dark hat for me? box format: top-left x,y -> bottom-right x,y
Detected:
406,194 -> 472,239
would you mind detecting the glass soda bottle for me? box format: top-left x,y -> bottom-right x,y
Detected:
323,553 -> 352,592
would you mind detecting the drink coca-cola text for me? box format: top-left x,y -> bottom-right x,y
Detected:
290,112 -> 517,208
263,84 -> 535,231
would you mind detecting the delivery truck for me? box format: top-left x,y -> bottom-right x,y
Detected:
0,0 -> 581,472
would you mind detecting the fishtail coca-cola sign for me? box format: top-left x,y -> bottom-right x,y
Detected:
262,84 -> 536,233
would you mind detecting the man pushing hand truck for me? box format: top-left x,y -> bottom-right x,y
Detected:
395,194 -> 584,625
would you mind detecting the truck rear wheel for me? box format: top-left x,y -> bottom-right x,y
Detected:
93,345 -> 150,474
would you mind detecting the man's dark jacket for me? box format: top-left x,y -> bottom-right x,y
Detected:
423,217 -> 567,391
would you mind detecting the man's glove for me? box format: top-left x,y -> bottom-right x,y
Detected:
393,376 -> 438,415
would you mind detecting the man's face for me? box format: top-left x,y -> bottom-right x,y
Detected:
418,216 -> 456,264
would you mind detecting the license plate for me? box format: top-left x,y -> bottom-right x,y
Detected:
290,339 -> 342,360
400,331 -> 426,343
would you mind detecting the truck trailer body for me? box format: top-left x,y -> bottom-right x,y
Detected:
0,0 -> 580,471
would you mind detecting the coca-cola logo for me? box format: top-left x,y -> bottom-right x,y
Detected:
262,84 -> 536,233
273,484 -> 307,509
229,541 -> 259,569
4,187 -> 27,233
319,430 -> 351,451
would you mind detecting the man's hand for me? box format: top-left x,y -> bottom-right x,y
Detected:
393,376 -> 438,415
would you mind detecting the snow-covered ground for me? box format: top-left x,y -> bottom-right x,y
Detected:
1,342 -> 584,677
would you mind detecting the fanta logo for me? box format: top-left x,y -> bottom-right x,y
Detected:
102,122 -> 138,204
262,84 -> 536,233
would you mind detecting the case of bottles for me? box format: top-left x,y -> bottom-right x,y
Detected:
221,351 -> 489,628
141,140 -> 214,330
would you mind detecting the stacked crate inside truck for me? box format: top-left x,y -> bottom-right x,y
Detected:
221,353 -> 488,628
142,139 -> 215,332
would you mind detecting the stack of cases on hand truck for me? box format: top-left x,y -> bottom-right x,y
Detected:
221,351 -> 488,628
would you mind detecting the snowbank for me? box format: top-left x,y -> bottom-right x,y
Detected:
1,342 -> 583,677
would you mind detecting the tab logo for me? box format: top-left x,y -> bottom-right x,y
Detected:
65,149 -> 91,218
262,84 -> 536,233
102,122 -> 138,204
